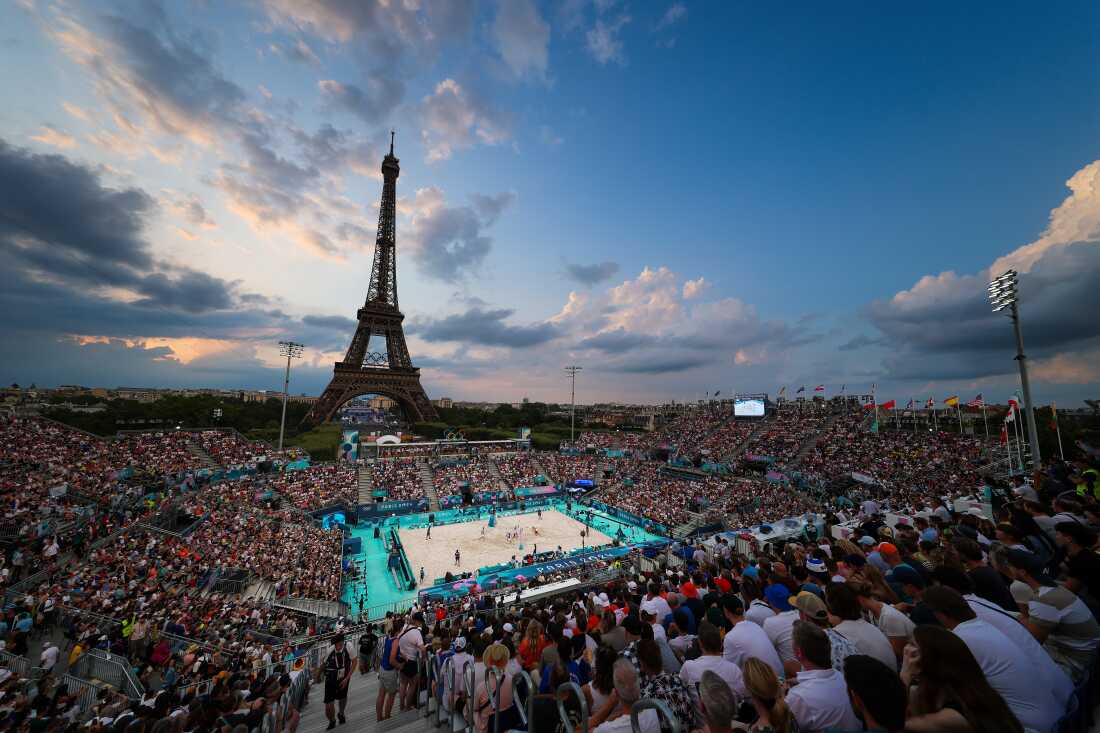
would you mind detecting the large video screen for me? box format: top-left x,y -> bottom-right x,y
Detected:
734,398 -> 766,417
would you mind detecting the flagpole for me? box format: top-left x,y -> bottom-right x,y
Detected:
1053,402 -> 1065,460
1012,405 -> 1023,472
957,403 -> 963,434
981,404 -> 988,443
894,404 -> 899,430
912,397 -> 917,433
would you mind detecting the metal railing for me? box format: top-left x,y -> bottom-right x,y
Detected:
70,648 -> 144,699
631,699 -> 681,733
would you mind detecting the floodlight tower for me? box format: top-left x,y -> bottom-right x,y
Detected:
277,340 -> 304,453
987,270 -> 1041,468
565,365 -> 582,444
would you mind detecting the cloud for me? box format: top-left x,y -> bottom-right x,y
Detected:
302,314 -> 357,332
269,39 -> 320,66
682,276 -> 708,299
61,102 -> 90,121
565,260 -> 619,285
318,78 -> 404,125
29,124 -> 77,149
838,334 -> 884,351
419,79 -> 509,162
654,3 -> 686,31
410,307 -> 561,348
492,0 -> 550,80
50,6 -> 247,146
611,355 -> 709,374
470,192 -> 515,225
586,14 -> 631,65
576,328 -> 649,353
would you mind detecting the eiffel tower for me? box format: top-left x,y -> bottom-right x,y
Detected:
303,133 -> 438,426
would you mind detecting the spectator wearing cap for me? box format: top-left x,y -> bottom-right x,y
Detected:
642,582 -> 673,622
789,591 -> 857,675
640,607 -> 666,642
922,585 -> 1062,733
1054,521 -> 1100,604
1002,547 -> 1100,680
834,655 -> 907,733
720,595 -> 783,678
762,584 -> 800,668
824,584 -> 896,671
679,621 -> 747,712
617,615 -> 644,668
785,621 -> 861,733
848,580 -> 914,661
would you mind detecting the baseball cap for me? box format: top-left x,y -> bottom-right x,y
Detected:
857,536 -> 876,546
789,591 -> 828,622
764,584 -> 794,612
503,623 -> 514,633
888,565 -> 925,589
453,637 -> 467,650
805,557 -> 826,575
877,542 -> 899,558
627,580 -> 638,591
920,528 -> 939,543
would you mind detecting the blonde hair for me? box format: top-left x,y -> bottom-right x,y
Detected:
482,643 -> 510,668
524,619 -> 543,643
742,658 -> 794,733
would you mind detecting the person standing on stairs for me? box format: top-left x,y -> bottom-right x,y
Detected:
323,633 -> 356,729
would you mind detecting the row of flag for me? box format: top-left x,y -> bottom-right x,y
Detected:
863,393 -> 986,410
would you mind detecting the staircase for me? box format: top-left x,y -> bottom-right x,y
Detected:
487,458 -> 511,491
417,459 -> 440,512
357,465 -> 373,505
296,667 -> 428,733
185,439 -> 218,469
244,578 -> 276,602
729,420 -> 768,460
788,413 -> 840,469
672,510 -> 711,538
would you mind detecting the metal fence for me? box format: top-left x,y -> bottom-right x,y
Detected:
70,648 -> 144,699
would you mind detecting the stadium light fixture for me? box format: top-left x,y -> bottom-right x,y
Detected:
278,341 -> 305,453
986,270 -> 1040,468
565,365 -> 582,444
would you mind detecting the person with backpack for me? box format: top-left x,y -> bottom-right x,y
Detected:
359,625 -> 377,675
323,633 -> 356,730
376,620 -> 403,721
397,613 -> 426,712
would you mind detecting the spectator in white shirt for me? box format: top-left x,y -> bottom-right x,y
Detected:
851,580 -> 914,661
762,603 -> 800,667
824,584 -> 896,670
592,659 -> 660,733
40,641 -> 59,672
641,583 -> 672,622
680,622 -> 747,713
785,622 -> 861,733
720,595 -> 783,679
741,578 -> 776,627
923,586 -> 1061,733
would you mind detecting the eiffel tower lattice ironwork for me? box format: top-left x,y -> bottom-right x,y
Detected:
303,133 -> 438,426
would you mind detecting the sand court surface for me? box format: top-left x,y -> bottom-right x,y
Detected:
400,510 -> 613,585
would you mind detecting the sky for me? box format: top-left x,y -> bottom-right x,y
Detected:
2,0 -> 1100,407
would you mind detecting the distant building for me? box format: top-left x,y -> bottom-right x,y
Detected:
433,397 -> 454,409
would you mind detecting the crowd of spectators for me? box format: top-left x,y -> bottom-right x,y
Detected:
538,453 -> 609,486
393,470 -> 1100,733
429,459 -> 499,496
741,409 -> 832,468
491,454 -> 545,489
370,459 -> 424,500
263,464 -> 357,511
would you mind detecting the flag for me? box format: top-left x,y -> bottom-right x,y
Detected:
944,396 -> 959,407
1004,406 -> 1015,423
881,400 -> 896,410
863,402 -> 877,410
797,386 -> 805,394
1008,398 -> 1019,410
777,386 -> 786,397
714,390 -> 721,397
926,397 -> 935,408
1050,401 -> 1058,431
905,399 -> 914,409
840,384 -> 846,392
967,394 -> 984,408
1000,423 -> 1008,444
814,385 -> 825,392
